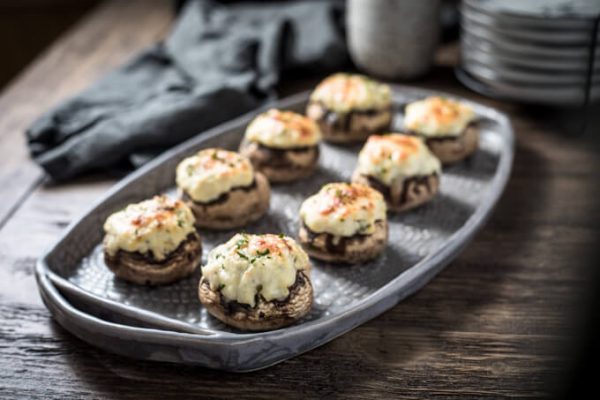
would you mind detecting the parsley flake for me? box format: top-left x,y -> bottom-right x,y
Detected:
255,249 -> 270,257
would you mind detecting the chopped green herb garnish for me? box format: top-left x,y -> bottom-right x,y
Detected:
217,283 -> 226,290
236,237 -> 249,249
236,250 -> 248,260
357,220 -> 371,234
255,249 -> 270,257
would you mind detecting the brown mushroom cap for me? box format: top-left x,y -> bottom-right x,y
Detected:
352,171 -> 440,213
423,124 -> 479,164
198,271 -> 313,331
306,102 -> 392,144
181,172 -> 270,230
103,232 -> 202,285
239,139 -> 319,183
298,220 -> 388,264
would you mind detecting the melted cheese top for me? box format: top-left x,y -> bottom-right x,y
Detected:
245,109 -> 321,149
103,195 -> 196,261
357,134 -> 441,185
300,182 -> 387,237
404,96 -> 475,137
310,73 -> 392,113
202,233 -> 310,307
176,148 -> 254,203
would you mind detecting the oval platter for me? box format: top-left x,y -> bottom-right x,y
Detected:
36,86 -> 514,371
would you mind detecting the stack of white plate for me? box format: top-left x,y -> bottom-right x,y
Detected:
458,0 -> 600,106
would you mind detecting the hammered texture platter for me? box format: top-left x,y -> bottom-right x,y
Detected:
38,87 -> 514,370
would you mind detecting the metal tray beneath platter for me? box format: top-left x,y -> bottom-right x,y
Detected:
36,87 -> 514,371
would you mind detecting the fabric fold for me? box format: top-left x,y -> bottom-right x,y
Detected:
26,0 -> 347,181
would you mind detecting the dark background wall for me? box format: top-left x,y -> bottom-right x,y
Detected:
0,0 -> 99,90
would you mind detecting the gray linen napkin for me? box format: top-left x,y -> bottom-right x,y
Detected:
26,0 -> 347,181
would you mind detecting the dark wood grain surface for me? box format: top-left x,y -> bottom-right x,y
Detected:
1,1 -> 599,398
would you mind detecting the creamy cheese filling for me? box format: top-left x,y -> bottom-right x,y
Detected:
245,109 -> 321,149
358,134 -> 441,185
103,195 -> 196,261
310,73 -> 392,113
202,233 -> 310,307
404,96 -> 475,137
300,182 -> 387,237
176,148 -> 254,203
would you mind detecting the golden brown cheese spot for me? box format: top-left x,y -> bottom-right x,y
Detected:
245,109 -> 321,149
404,96 -> 475,137
300,182 -> 387,237
357,134 -> 441,185
176,148 -> 254,203
202,233 -> 310,307
103,195 -> 196,261
310,73 -> 392,113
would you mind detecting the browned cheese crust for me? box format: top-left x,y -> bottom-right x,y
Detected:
181,172 -> 270,230
352,171 -> 440,212
298,220 -> 388,264
306,102 -> 392,144
239,139 -> 319,183
103,232 -> 202,285
420,124 -> 479,164
198,271 -> 313,331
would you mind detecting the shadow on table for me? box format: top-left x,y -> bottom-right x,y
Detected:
50,139 -> 555,398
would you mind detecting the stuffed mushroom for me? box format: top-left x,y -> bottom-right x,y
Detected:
352,134 -> 441,212
102,195 -> 202,285
176,148 -> 270,230
239,109 -> 321,183
298,182 -> 388,264
306,73 -> 393,143
199,233 -> 313,331
404,96 -> 478,164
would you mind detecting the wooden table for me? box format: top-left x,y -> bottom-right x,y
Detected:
1,1 -> 599,398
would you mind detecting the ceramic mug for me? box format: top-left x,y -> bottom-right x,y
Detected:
346,0 -> 441,79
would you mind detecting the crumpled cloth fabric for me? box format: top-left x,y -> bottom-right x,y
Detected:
26,0 -> 347,181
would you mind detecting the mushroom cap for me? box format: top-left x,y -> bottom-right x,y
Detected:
352,171 -> 440,213
182,172 -> 270,230
424,125 -> 479,164
199,271 -> 313,331
298,220 -> 388,264
239,138 -> 319,183
306,103 -> 392,144
103,232 -> 202,285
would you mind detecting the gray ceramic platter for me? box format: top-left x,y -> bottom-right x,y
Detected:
460,52 -> 600,85
460,62 -> 600,105
36,87 -> 514,371
464,0 -> 600,29
461,8 -> 600,43
461,16 -> 600,46
461,28 -> 599,59
460,33 -> 600,71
